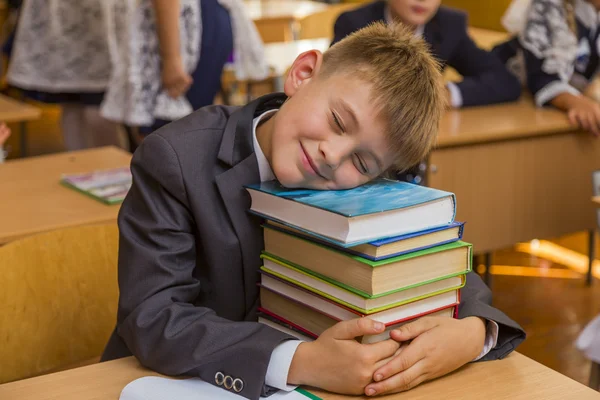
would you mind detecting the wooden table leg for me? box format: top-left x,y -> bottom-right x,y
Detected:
587,229 -> 596,286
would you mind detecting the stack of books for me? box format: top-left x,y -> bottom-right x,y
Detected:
246,179 -> 472,343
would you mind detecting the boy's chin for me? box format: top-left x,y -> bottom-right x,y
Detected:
274,172 -> 319,190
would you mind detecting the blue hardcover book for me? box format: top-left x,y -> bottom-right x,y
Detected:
245,178 -> 456,247
264,221 -> 465,261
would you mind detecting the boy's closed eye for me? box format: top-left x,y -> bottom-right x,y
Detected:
353,153 -> 369,175
332,110 -> 345,133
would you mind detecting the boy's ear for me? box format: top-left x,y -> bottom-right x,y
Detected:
283,50 -> 323,97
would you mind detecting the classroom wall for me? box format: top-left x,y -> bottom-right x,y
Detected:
441,0 -> 512,31
342,0 -> 513,32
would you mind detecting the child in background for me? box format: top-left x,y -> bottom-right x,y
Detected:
494,0 -> 600,136
5,0 -> 126,151
102,0 -> 267,139
0,123 -> 11,163
331,0 -> 522,108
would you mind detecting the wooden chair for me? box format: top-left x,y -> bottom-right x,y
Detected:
296,3 -> 357,40
0,224 -> 119,384
589,170 -> 600,390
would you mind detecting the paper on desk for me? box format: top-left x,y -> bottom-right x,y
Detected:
120,376 -> 316,400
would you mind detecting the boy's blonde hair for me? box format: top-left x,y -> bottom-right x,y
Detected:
321,22 -> 446,173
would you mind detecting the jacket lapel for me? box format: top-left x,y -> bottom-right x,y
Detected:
423,14 -> 444,65
214,93 -> 287,313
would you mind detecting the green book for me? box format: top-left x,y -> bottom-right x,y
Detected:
261,255 -> 466,314
263,225 -> 472,296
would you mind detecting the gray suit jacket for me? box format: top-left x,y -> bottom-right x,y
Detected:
101,93 -> 525,400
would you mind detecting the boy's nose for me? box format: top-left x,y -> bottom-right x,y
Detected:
319,136 -> 356,172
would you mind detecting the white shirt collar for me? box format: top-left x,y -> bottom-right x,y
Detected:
384,5 -> 425,37
252,110 -> 277,182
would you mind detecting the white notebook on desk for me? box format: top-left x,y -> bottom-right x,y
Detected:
120,376 -> 318,400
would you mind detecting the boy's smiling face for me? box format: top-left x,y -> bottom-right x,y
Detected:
256,51 -> 394,190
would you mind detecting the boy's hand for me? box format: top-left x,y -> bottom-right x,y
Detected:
288,318 -> 400,395
161,56 -> 193,99
364,316 -> 486,397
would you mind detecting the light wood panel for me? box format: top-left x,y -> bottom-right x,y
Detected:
297,3 -> 357,40
1,353 -> 598,400
428,131 -> 600,253
0,146 -> 131,244
0,224 -> 119,384
0,94 -> 41,123
441,0 -> 512,31
246,0 -> 329,43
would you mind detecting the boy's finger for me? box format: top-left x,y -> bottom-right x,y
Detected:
390,317 -> 438,342
372,340 -> 425,381
366,359 -> 427,396
366,339 -> 402,362
329,318 -> 385,340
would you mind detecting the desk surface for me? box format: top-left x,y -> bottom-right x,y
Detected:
0,94 -> 41,123
0,353 -> 597,400
0,146 -> 131,245
594,196 -> 600,205
244,0 -> 328,21
438,95 -> 575,148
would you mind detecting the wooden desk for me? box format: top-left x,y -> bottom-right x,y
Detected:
428,97 -> 600,262
594,196 -> 600,206
467,27 -> 509,50
0,146 -> 131,245
0,353 -> 598,399
0,94 -> 42,157
0,95 -> 40,124
245,0 -> 329,42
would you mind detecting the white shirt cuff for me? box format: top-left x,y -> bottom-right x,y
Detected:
535,81 -> 581,107
473,320 -> 499,361
446,82 -> 463,108
265,340 -> 303,391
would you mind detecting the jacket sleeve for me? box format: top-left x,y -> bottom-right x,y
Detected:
448,15 -> 522,106
331,12 -> 355,47
116,133 -> 293,400
458,272 -> 526,361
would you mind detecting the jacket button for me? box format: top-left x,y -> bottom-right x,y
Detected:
215,371 -> 225,386
224,375 -> 234,390
233,378 -> 244,393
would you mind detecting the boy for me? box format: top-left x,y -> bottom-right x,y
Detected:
101,23 -> 524,399
331,0 -> 522,108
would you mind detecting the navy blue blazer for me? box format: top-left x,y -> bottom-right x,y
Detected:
331,1 -> 521,107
